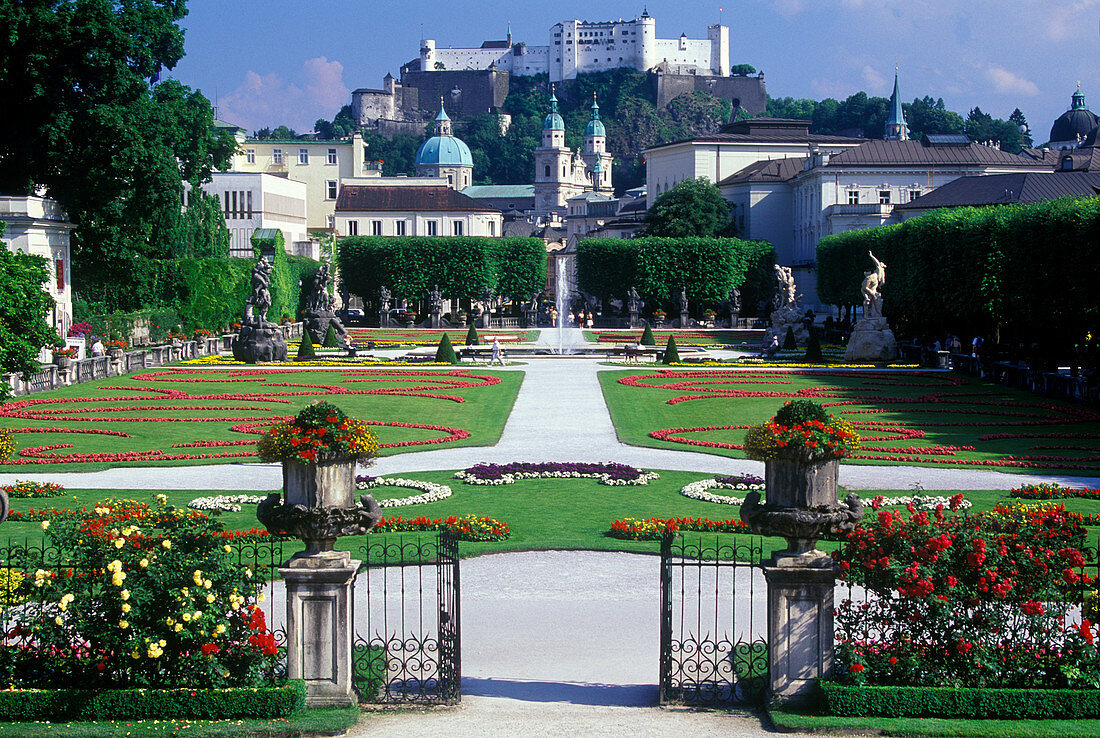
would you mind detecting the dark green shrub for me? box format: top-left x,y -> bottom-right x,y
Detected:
774,399 -> 830,426
662,335 -> 680,364
805,333 -> 823,361
297,331 -> 316,359
465,323 -> 479,346
818,681 -> 1100,719
640,323 -> 656,346
783,326 -> 797,350
435,333 -> 459,364
322,324 -> 339,348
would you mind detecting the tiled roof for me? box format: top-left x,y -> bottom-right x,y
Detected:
823,139 -> 1050,167
460,185 -> 535,198
719,157 -> 807,185
336,186 -> 500,213
648,131 -> 861,151
893,172 -> 1100,211
1050,146 -> 1100,172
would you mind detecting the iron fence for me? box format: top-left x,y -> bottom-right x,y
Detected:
353,532 -> 460,704
659,533 -> 768,706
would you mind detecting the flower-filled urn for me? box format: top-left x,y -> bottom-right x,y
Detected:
740,399 -> 864,556
256,401 -> 382,558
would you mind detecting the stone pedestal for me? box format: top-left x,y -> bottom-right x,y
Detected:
844,316 -> 897,362
679,311 -> 690,328
764,551 -> 837,705
480,311 -> 491,329
429,311 -> 442,329
378,309 -> 389,328
628,309 -> 640,329
232,321 -> 288,363
303,310 -> 348,347
280,551 -> 360,707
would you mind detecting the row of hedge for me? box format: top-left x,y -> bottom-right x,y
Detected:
576,237 -> 775,316
818,681 -> 1100,719
816,197 -> 1100,349
337,237 -> 546,309
0,681 -> 305,721
74,240 -> 319,340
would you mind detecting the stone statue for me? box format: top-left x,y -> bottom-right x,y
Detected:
774,265 -> 796,309
232,256 -> 288,363
480,286 -> 495,328
305,264 -> 332,312
429,284 -> 443,314
860,251 -> 886,319
627,286 -> 641,314
250,259 -> 273,323
729,288 -> 742,313
302,263 -> 348,345
678,286 -> 689,313
379,285 -> 392,311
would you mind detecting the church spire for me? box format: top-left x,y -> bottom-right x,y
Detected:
884,68 -> 909,141
435,99 -> 453,136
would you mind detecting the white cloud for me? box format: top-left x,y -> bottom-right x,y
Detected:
1045,0 -> 1100,41
985,66 -> 1039,97
771,0 -> 805,16
218,57 -> 350,133
861,65 -> 888,92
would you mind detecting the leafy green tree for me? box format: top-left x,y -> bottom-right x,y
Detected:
0,225 -> 60,395
644,179 -> 734,237
730,64 -> 757,76
164,191 -> 230,259
0,3 -> 236,310
1010,108 -> 1034,149
905,96 -> 965,139
314,105 -> 358,140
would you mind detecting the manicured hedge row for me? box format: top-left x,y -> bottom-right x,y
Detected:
337,236 -> 546,307
0,681 -> 305,721
576,237 -> 775,316
816,197 -> 1100,349
819,681 -> 1100,719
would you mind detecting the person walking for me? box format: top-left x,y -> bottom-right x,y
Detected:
90,337 -> 105,357
489,338 -> 505,367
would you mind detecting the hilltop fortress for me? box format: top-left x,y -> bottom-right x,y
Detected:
352,12 -> 765,135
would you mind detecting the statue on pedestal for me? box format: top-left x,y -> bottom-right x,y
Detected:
232,256 -> 288,363
428,284 -> 444,328
378,286 -> 392,327
302,264 -> 348,346
845,251 -> 897,362
860,251 -> 886,319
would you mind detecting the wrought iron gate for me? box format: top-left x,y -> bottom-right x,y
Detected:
353,532 -> 461,704
659,533 -> 768,706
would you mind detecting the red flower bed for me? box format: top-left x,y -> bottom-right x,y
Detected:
0,368 -> 487,465
629,369 -> 1100,470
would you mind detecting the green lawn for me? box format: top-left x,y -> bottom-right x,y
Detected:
600,368 -> 1100,476
8,476 -> 1100,557
0,367 -> 522,472
0,706 -> 358,737
769,708 -> 1100,737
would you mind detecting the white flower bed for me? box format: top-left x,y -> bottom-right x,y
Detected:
678,480 -> 972,511
188,494 -> 266,513
679,478 -> 764,505
356,477 -> 452,507
453,469 -> 660,486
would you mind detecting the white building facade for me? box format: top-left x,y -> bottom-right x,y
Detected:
0,196 -> 74,338
334,185 -> 503,239
421,12 -> 728,82
189,173 -> 309,258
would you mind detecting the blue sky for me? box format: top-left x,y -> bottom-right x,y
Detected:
171,0 -> 1100,143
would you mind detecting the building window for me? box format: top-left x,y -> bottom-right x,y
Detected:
223,191 -> 229,214
427,220 -> 438,236
327,148 -> 337,165
372,220 -> 383,236
327,214 -> 335,229
298,148 -> 308,165
326,180 -> 337,200
246,149 -> 255,164
488,221 -> 495,236
272,148 -> 283,165
246,190 -> 253,218
347,220 -> 358,236
909,189 -> 921,201
396,220 -> 406,236
544,165 -> 550,177
847,190 -> 859,205
878,190 -> 891,205
453,221 -> 463,236
230,190 -> 238,219
448,174 -> 453,185
55,259 -> 65,291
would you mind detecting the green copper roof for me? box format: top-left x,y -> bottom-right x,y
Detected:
885,71 -> 908,140
585,94 -> 606,137
543,91 -> 565,131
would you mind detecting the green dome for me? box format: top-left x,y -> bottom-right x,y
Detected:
585,96 -> 606,137
543,91 -> 565,131
415,135 -> 473,167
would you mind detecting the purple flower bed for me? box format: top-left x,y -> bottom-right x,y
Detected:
463,462 -> 647,481
355,475 -> 376,485
714,473 -> 764,486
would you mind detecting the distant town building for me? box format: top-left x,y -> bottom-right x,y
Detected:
414,106 -> 474,189
534,92 -> 614,214
334,185 -> 502,238
188,173 -> 309,258
1048,85 -> 1099,150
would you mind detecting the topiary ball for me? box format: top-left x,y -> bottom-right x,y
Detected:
774,399 -> 829,427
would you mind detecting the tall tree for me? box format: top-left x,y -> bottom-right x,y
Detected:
0,0 -> 235,309
643,178 -> 735,237
1009,108 -> 1034,149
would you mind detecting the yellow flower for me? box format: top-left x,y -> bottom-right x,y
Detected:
60,594 -> 74,605
203,579 -> 212,589
162,540 -> 171,549
54,616 -> 63,625
139,559 -> 149,568
58,603 -> 66,612
223,545 -> 232,553
113,538 -> 124,549
158,639 -> 166,647
258,592 -> 265,602
131,650 -> 141,660
174,623 -> 183,632
120,589 -> 130,601
193,610 -> 203,619
40,521 -> 49,530
192,570 -> 204,586
119,620 -> 129,629
216,624 -> 226,634
182,613 -> 191,622
206,594 -> 215,603
156,494 -> 167,506
244,568 -> 252,579
111,573 -> 125,587
121,603 -> 131,613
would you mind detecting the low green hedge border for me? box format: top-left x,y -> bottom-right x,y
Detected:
819,681 -> 1100,719
0,681 -> 305,722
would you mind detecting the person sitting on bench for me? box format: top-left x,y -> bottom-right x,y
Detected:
761,334 -> 780,358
